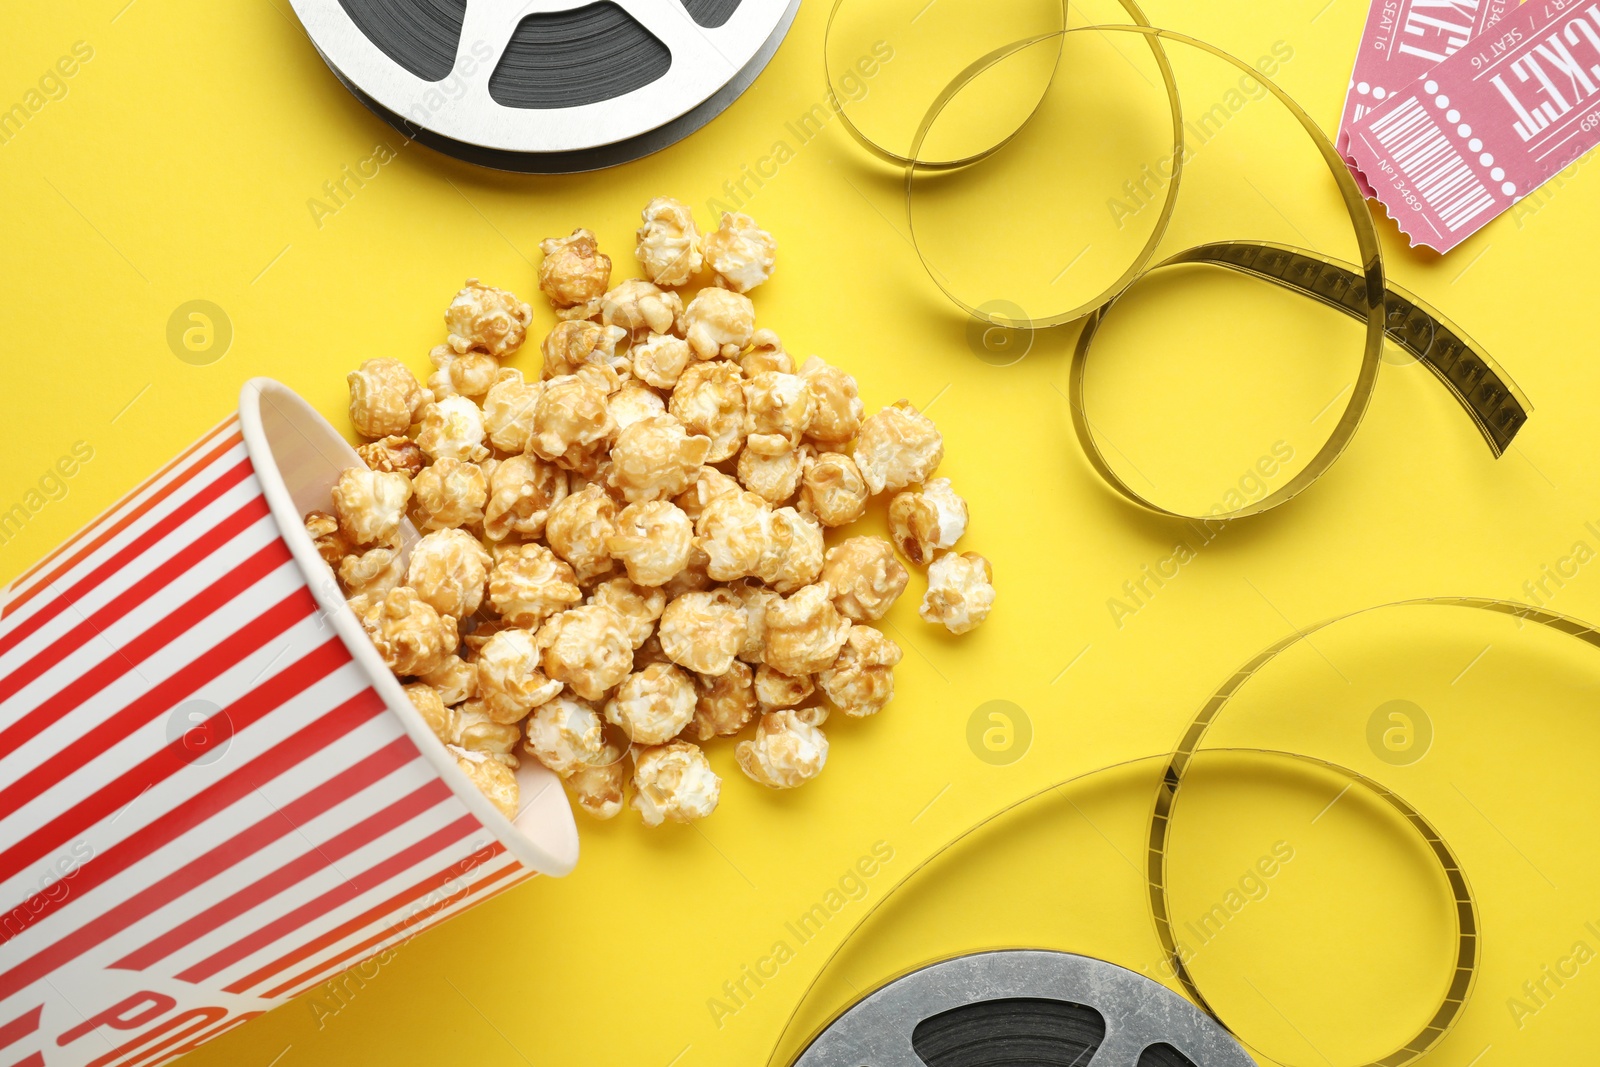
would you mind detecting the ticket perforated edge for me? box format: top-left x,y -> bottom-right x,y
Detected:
1347,0 -> 1600,252
1337,0 -> 1516,197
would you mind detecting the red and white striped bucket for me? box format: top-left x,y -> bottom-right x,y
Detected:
0,379 -> 578,1067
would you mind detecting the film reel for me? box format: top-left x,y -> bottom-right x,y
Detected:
823,0 -> 1532,520
289,0 -> 799,172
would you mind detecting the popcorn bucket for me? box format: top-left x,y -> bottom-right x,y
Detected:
0,379 -> 578,1067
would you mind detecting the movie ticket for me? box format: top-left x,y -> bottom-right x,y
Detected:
1337,0 -> 1516,196
1347,0 -> 1600,252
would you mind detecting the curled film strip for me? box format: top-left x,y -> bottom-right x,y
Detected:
824,0 -> 1531,521
771,598 -> 1600,1067
289,0 -> 799,171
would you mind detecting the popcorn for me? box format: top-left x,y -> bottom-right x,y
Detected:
736,710 -> 827,789
565,738 -> 628,819
405,682 -> 457,746
351,586 -> 458,676
337,546 -> 403,599
446,279 -> 533,358
888,478 -> 968,565
332,468 -> 411,547
630,332 -> 694,390
636,197 -> 703,287
727,579 -> 779,664
695,490 -> 772,581
674,466 -> 741,524
544,484 -> 619,583
541,319 -> 629,379
487,542 -> 581,629
682,288 -> 755,360
658,589 -> 747,675
605,663 -> 697,744
411,457 -> 487,533
821,537 -> 908,622
763,583 -> 850,675
417,394 -> 490,464
758,507 -> 825,593
608,501 -> 694,587
406,528 -> 491,618
598,279 -> 682,337
669,360 -> 746,461
539,604 -> 635,700
687,660 -> 757,740
347,358 -> 430,438
703,211 -> 777,293
743,371 -> 813,448
357,435 -> 425,477
799,356 -> 864,446
481,369 -> 544,454
817,626 -> 901,717
305,511 -> 352,567
609,380 -> 667,431
587,576 -> 666,648
420,654 -> 477,706
632,741 -> 720,826
798,451 -> 868,527
427,344 -> 499,400
853,401 -> 943,495
475,628 -> 563,723
920,552 -> 995,635
754,664 -> 814,710
737,444 -> 802,505
530,368 -> 616,471
455,752 -> 519,820
522,693 -> 609,776
606,414 -> 711,503
484,454 -> 568,542
540,228 -> 612,308
454,701 -> 522,765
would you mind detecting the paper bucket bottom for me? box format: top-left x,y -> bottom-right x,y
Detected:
0,380 -> 577,1067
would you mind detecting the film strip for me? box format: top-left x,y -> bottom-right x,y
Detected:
770,598 -> 1600,1067
288,0 -> 799,172
825,0 -> 1532,521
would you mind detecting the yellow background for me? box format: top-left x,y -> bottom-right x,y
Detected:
4,0 -> 1600,1064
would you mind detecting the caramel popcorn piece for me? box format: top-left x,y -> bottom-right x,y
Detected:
763,583 -> 850,676
523,693 -> 609,776
487,542 -> 581,629
587,576 -> 666,648
636,197 -> 703,287
411,457 -> 487,533
606,415 -> 712,503
682,287 -> 755,360
481,369 -> 544,454
454,700 -> 523,764
427,344 -> 499,400
726,579 -> 779,664
474,628 -> 561,723
404,682 -> 457,746
598,279 -> 682,337
416,394 -> 490,464
335,545 -> 401,599
798,451 -> 868,527
737,445 -> 802,506
798,356 -> 863,446
687,660 -> 757,740
703,211 -> 777,293
540,228 -> 612,308
758,507 -> 825,593
755,664 -> 814,710
484,454 -> 568,542
920,551 -> 995,635
539,604 -> 634,700
854,401 -> 944,495
566,736 -> 629,819
669,360 -> 746,461
631,332 -> 694,390
405,529 -> 490,618
420,653 -> 477,706
455,752 -> 519,820
695,489 -> 772,582
609,380 -> 667,431
889,477 -> 969,566
608,501 -> 694,587
541,319 -> 629,380
347,358 -> 430,439
356,435 -> 425,477
605,663 -> 697,744
305,511 -> 352,567
632,741 -> 720,826
544,483 -> 619,583
817,626 -> 901,717
658,589 -> 747,676
446,279 -> 533,358
674,465 -> 742,524
736,709 -> 827,789
332,467 -> 411,547
740,328 -> 792,376
530,368 -> 616,471
744,372 -> 813,448
821,537 -> 909,622
351,586 -> 458,676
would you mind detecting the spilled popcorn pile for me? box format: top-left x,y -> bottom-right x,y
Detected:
305,200 -> 995,827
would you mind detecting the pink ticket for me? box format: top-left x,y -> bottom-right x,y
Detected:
1347,0 -> 1600,252
1338,1 -> 1516,194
